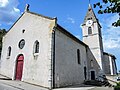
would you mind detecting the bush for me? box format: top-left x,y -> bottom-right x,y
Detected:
114,82 -> 120,90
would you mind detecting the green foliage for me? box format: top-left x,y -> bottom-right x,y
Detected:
94,0 -> 120,27
115,82 -> 120,89
117,82 -> 120,86
0,29 -> 7,54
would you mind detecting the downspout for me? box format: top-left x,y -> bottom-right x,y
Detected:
51,17 -> 57,89
52,27 -> 55,89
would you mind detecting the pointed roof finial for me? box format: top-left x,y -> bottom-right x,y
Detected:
24,4 -> 30,12
83,1 -> 98,25
89,0 -> 91,7
89,0 -> 90,3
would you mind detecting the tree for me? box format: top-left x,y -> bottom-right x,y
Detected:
94,0 -> 120,27
0,29 -> 7,55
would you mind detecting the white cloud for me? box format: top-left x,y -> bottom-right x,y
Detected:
0,0 -> 9,7
0,0 -> 21,25
101,14 -> 120,70
103,37 -> 120,49
101,14 -> 120,50
14,7 -> 20,13
67,17 -> 75,24
63,16 -> 75,24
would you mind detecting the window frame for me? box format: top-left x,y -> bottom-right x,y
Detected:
33,40 -> 39,55
18,39 -> 25,49
90,60 -> 93,67
7,46 -> 11,59
77,49 -> 81,64
88,27 -> 92,35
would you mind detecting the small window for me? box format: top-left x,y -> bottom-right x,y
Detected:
98,27 -> 101,36
87,18 -> 92,20
90,60 -> 93,67
18,39 -> 25,49
34,40 -> 39,54
7,46 -> 11,58
22,29 -> 25,33
87,18 -> 91,20
88,27 -> 92,34
77,49 -> 81,64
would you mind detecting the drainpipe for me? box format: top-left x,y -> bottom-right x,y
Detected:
52,28 -> 55,89
51,18 -> 57,89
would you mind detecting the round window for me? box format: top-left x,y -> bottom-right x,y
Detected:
19,39 -> 25,49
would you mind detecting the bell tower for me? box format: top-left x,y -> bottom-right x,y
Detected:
82,4 -> 104,70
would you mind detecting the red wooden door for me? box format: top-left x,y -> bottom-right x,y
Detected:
15,55 -> 24,80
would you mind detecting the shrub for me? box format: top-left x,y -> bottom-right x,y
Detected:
114,82 -> 120,90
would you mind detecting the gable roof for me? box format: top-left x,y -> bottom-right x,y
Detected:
6,11 -> 56,35
103,52 -> 116,59
6,10 -> 87,48
28,11 -> 88,48
27,11 -> 55,20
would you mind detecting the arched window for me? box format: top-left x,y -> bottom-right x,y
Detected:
88,27 -> 92,34
7,46 -> 11,58
90,60 -> 93,67
77,49 -> 81,64
34,40 -> 39,54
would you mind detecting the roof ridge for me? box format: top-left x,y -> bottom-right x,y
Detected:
56,24 -> 88,47
27,11 -> 56,20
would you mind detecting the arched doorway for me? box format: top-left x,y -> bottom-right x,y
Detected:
15,54 -> 24,80
91,71 -> 95,80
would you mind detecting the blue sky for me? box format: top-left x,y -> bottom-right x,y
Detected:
0,0 -> 120,71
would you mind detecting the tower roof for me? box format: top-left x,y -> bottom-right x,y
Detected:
83,4 -> 100,26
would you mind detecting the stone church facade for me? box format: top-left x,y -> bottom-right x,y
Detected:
0,4 -> 117,89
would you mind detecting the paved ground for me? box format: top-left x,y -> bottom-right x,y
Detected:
54,86 -> 114,90
0,80 -> 49,90
89,87 -> 114,90
0,79 -> 114,90
0,83 -> 20,90
0,74 -> 48,90
54,87 -> 94,90
0,74 -> 114,90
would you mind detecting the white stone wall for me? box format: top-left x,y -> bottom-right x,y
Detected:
109,56 -> 117,75
82,23 -> 99,37
103,54 -> 111,75
82,23 -> 104,70
103,53 -> 117,75
112,59 -> 117,75
86,47 -> 101,80
54,29 -> 88,87
0,12 -> 56,88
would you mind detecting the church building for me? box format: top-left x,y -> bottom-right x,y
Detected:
0,4 -> 117,89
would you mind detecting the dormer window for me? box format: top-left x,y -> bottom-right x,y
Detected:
88,27 -> 92,34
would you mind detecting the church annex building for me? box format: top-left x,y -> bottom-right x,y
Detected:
0,4 -> 117,89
